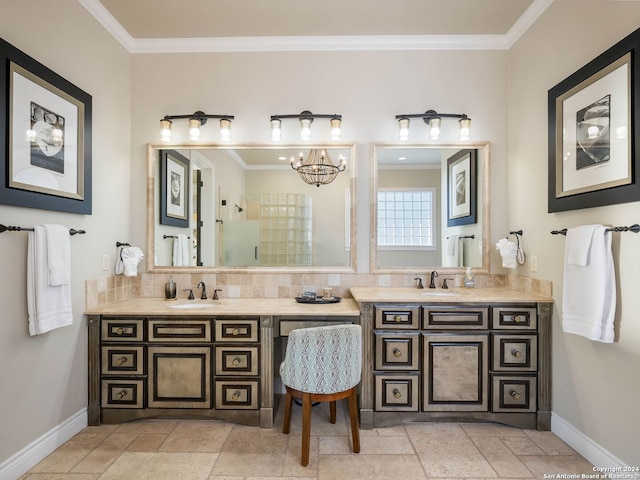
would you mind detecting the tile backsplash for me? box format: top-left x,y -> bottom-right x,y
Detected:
85,271 -> 552,308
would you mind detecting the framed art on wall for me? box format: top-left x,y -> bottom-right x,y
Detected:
447,149 -> 477,227
160,150 -> 190,228
0,38 -> 92,214
548,27 -> 640,213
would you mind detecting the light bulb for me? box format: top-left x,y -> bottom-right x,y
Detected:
271,119 -> 281,141
219,118 -> 231,141
429,117 -> 441,140
459,118 -> 471,141
398,117 -> 410,141
300,118 -> 312,141
330,117 -> 341,140
160,119 -> 172,142
188,118 -> 201,141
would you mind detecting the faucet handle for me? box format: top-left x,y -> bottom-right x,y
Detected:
442,278 -> 453,289
414,277 -> 424,289
213,288 -> 222,300
182,288 -> 194,300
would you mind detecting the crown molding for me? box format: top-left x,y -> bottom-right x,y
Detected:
79,0 -> 554,54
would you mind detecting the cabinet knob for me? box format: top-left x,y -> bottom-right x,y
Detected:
512,315 -> 524,323
231,328 -> 240,336
116,357 -> 128,365
116,391 -> 127,400
510,390 -> 521,401
511,349 -> 523,359
393,389 -> 402,399
393,348 -> 402,358
115,327 -> 125,335
231,391 -> 241,401
231,357 -> 241,367
393,315 -> 402,323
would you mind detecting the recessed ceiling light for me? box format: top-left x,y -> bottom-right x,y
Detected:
278,156 -> 287,161
398,156 -> 407,161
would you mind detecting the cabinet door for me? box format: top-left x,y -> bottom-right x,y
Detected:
423,334 -> 488,411
148,346 -> 211,408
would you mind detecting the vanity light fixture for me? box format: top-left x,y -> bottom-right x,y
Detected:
160,111 -> 235,142
291,149 -> 346,187
395,109 -> 471,141
270,110 -> 342,141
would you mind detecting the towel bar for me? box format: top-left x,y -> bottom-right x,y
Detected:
551,224 -> 640,235
0,224 -> 86,235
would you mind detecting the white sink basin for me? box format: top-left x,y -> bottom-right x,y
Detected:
169,303 -> 216,309
419,291 -> 468,296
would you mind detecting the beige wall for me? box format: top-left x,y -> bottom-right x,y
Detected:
0,0 -> 131,465
507,1 -> 640,466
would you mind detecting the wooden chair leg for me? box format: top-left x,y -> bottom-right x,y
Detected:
301,392 -> 312,466
329,400 -> 337,424
283,390 -> 293,434
347,387 -> 360,453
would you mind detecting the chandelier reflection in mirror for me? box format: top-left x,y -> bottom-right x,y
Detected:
291,149 -> 346,187
396,109 -> 471,141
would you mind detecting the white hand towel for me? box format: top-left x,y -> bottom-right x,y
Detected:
43,224 -> 71,285
121,246 -> 144,276
496,238 -> 518,269
172,234 -> 191,266
446,235 -> 458,255
565,224 -> 599,266
27,226 -> 73,335
115,247 -> 125,275
562,225 -> 615,343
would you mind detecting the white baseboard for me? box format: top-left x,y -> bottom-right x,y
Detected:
0,408 -> 87,480
551,412 -> 634,470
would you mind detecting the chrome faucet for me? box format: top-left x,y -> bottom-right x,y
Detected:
429,270 -> 438,288
196,281 -> 207,300
414,277 -> 424,289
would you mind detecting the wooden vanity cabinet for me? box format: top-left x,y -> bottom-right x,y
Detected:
361,301 -> 552,431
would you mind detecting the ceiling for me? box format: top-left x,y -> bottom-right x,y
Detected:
79,0 -> 555,53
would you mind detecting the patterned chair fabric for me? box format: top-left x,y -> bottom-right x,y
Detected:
280,324 -> 362,394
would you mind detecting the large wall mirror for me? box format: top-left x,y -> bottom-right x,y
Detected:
371,143 -> 490,273
147,143 -> 356,272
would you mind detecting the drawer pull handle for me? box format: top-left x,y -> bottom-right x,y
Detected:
511,350 -> 523,359
513,315 -> 524,323
115,327 -> 125,335
232,357 -> 241,367
231,391 -> 241,401
393,389 -> 402,399
393,315 -> 403,323
393,348 -> 402,358
116,357 -> 128,365
115,391 -> 127,400
510,390 -> 521,401
231,328 -> 240,336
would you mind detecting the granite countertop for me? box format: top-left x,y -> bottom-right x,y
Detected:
349,287 -> 553,305
85,296 -> 361,317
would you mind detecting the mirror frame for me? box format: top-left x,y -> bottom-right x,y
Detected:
146,143 -> 358,273
370,142 -> 491,274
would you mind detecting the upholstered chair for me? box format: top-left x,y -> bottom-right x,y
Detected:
279,324 -> 362,466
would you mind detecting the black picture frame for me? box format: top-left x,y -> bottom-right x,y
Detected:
0,38 -> 92,214
447,149 -> 477,226
160,150 -> 190,228
548,27 -> 640,213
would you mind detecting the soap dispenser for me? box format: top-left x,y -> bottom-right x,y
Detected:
464,267 -> 475,288
165,276 -> 177,300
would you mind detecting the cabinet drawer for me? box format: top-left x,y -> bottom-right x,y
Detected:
374,332 -> 419,370
215,346 -> 259,376
102,380 -> 144,408
491,374 -> 537,413
148,319 -> 211,342
422,306 -> 488,329
102,346 -> 144,375
215,380 -> 259,409
374,373 -> 419,411
492,306 -> 537,330
215,319 -> 259,342
375,305 -> 419,330
102,318 -> 144,342
492,334 -> 537,371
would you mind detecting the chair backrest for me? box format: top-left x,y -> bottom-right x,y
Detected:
280,324 -> 362,394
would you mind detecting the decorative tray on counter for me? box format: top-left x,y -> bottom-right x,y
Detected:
295,296 -> 342,304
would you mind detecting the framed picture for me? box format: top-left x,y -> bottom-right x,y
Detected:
160,150 -> 190,227
447,149 -> 477,226
0,38 -> 92,214
548,27 -> 640,212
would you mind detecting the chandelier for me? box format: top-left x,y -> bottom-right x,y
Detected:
290,149 -> 346,187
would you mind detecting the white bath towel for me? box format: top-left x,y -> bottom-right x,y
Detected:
43,224 -> 71,285
562,225 -> 615,343
27,226 -> 73,335
121,246 -> 144,276
172,234 -> 191,266
496,238 -> 518,269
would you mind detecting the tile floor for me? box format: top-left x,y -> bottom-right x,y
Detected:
20,401 -> 594,479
